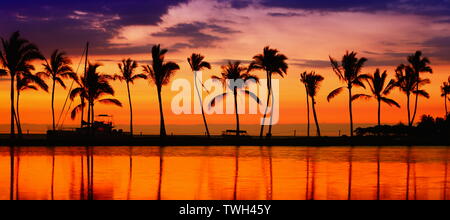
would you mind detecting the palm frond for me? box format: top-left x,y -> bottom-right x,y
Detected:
209,93 -> 228,108
380,97 -> 401,108
351,94 -> 372,101
97,98 -> 123,107
327,87 -> 345,102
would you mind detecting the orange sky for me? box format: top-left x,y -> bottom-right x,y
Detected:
1,0 -> 450,131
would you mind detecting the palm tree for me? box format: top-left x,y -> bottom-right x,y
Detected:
364,69 -> 400,126
69,63 -> 122,129
250,47 -> 288,138
300,72 -> 311,137
394,64 -> 430,126
188,53 -> 212,138
441,77 -> 450,116
328,51 -> 369,137
38,50 -> 77,131
0,31 -> 44,138
407,51 -> 433,125
143,45 -> 180,137
16,72 -> 48,135
302,72 -> 324,137
210,61 -> 260,137
113,58 -> 147,136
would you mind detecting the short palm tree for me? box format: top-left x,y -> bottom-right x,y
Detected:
250,47 -> 288,138
0,31 -> 44,138
210,61 -> 260,137
441,77 -> 450,116
38,50 -> 77,131
70,63 -> 122,128
188,53 -> 212,137
302,72 -> 324,137
16,72 -> 48,135
407,51 -> 433,125
300,72 -> 311,137
143,45 -> 180,137
328,51 -> 369,137
114,58 -> 147,136
394,64 -> 430,126
364,69 -> 400,126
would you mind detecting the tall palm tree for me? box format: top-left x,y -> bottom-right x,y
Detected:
210,61 -> 260,137
394,64 -> 430,126
441,77 -> 450,116
188,53 -> 212,138
250,47 -> 288,138
143,45 -> 180,137
328,51 -> 369,137
113,58 -> 147,136
302,72 -> 324,137
16,72 -> 48,135
38,50 -> 77,131
364,69 -> 400,126
69,63 -> 122,128
300,72 -> 311,137
407,51 -> 432,125
0,31 -> 44,138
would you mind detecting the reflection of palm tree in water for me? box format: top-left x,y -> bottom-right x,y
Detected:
406,147 -> 412,200
444,148 -> 449,200
233,146 -> 239,200
9,146 -> 14,200
127,146 -> 133,200
86,147 -> 94,200
157,147 -> 164,200
15,148 -> 20,200
376,147 -> 381,200
80,155 -> 84,200
348,147 -> 354,200
51,147 -> 55,200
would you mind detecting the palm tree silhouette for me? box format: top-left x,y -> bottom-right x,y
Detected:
143,45 -> 180,137
210,61 -> 260,136
364,69 -> 400,126
300,72 -> 311,137
38,50 -> 77,131
250,47 -> 288,138
328,51 -> 369,137
188,53 -> 212,138
0,31 -> 44,138
113,58 -> 147,136
441,77 -> 450,116
407,51 -> 432,126
301,72 -> 324,137
394,64 -> 430,126
69,63 -> 122,128
16,72 -> 48,135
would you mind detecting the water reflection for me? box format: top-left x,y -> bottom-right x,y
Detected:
0,146 -> 449,200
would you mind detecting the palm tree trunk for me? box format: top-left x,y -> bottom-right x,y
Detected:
16,90 -> 22,136
80,97 -> 85,128
157,87 -> 166,137
195,72 -> 210,138
311,97 -> 321,137
445,94 -> 448,117
305,87 -> 310,137
126,82 -> 133,136
10,73 -> 15,138
411,85 -> 419,126
407,94 -> 411,127
91,103 -> 94,134
268,76 -> 275,138
348,87 -> 354,137
234,88 -> 240,137
260,72 -> 271,138
51,79 -> 56,131
87,99 -> 91,130
378,99 -> 381,127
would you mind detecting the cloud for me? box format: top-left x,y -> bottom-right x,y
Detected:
152,22 -> 239,49
422,36 -> 450,62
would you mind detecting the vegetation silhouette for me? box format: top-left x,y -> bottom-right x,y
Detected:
441,77 -> 450,116
188,53 -> 212,138
210,61 -> 260,137
250,47 -> 288,139
113,58 -> 147,136
394,64 -> 430,127
300,71 -> 324,137
362,69 -> 400,127
300,72 -> 311,137
143,45 -> 180,138
38,50 -> 77,131
328,51 -> 369,137
1,31 -> 43,138
407,51 -> 433,126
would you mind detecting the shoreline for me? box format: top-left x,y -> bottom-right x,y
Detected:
0,134 -> 448,147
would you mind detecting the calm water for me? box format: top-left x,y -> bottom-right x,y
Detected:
0,146 -> 449,200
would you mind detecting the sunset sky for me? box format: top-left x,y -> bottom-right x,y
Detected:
1,0 -> 450,132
